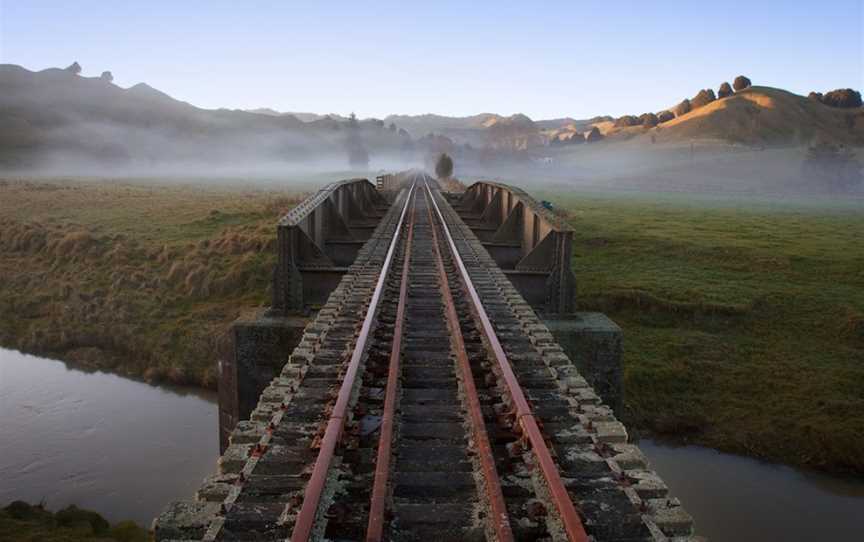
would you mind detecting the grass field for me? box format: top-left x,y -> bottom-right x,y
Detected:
0,177 -> 313,388
2,176 -> 863,477
540,188 -> 864,475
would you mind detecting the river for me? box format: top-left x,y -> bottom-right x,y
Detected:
0,348 -> 219,526
1,348 -> 862,540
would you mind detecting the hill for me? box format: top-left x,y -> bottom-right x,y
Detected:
615,87 -> 864,145
0,64 -> 409,173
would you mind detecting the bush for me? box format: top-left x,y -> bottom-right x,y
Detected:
55,504 -> 110,534
733,75 -> 752,91
691,88 -> 717,109
584,126 -> 603,142
657,110 -> 675,123
718,82 -> 734,98
640,112 -> 659,127
675,99 -> 692,116
808,91 -> 824,102
821,89 -> 862,108
435,152 -> 454,178
615,115 -> 642,127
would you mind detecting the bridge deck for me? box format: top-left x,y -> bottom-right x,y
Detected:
155,174 -> 696,541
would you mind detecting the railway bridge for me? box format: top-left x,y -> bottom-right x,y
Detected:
155,172 -> 697,541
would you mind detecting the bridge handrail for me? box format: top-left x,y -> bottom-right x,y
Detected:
278,178 -> 374,227
462,180 -> 574,233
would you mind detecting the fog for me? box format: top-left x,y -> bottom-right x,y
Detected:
458,142 -> 864,200
1,65 -> 861,199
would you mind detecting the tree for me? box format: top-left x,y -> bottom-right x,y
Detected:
345,112 -> 369,168
100,71 -> 114,83
718,82 -> 734,98
639,112 -> 659,127
614,115 -> 642,128
691,88 -> 717,109
388,122 -> 397,132
808,91 -> 824,102
675,98 -> 692,116
733,75 -> 752,91
435,152 -> 454,179
821,89 -> 862,108
65,61 -> 82,75
584,126 -> 603,142
657,110 -> 675,123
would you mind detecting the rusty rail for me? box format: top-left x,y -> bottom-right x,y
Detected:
290,183 -> 416,542
425,179 -> 590,542
423,185 -> 515,542
365,184 -> 417,541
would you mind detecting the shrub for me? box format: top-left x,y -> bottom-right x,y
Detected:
657,110 -> 675,123
691,88 -> 717,109
675,99 -> 692,116
584,126 -> 603,142
55,505 -> 110,534
615,115 -> 642,127
733,75 -> 752,91
821,89 -> 862,108
435,152 -> 454,178
718,82 -> 734,98
640,112 -> 659,127
808,91 -> 824,102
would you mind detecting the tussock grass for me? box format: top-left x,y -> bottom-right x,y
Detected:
552,189 -> 864,475
0,178 -> 303,388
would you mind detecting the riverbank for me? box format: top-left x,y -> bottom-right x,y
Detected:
0,501 -> 148,542
548,188 -> 864,476
0,177 -> 308,388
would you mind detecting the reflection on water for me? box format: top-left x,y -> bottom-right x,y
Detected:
639,439 -> 864,542
0,348 -> 218,526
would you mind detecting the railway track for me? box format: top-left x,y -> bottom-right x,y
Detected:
169,173 -> 687,541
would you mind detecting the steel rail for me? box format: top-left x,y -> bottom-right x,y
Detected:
290,182 -> 417,542
423,179 -> 590,542
423,186 -> 515,542
365,180 -> 418,542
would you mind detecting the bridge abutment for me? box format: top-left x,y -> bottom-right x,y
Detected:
218,310 -> 310,452
544,312 -> 623,414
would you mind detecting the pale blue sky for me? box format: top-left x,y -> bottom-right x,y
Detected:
1,1 -> 862,119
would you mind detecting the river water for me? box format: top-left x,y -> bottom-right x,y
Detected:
1,348 -> 862,539
0,348 -> 219,526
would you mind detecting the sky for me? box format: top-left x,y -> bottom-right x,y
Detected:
1,1 -> 862,120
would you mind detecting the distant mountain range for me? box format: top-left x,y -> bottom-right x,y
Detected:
2,63 -> 861,173
0,64 -> 408,171
247,108 -> 348,123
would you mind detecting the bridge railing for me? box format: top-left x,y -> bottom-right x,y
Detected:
273,178 -> 389,313
453,181 -> 575,313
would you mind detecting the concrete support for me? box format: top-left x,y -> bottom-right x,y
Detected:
544,312 -> 623,414
218,310 -> 310,452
